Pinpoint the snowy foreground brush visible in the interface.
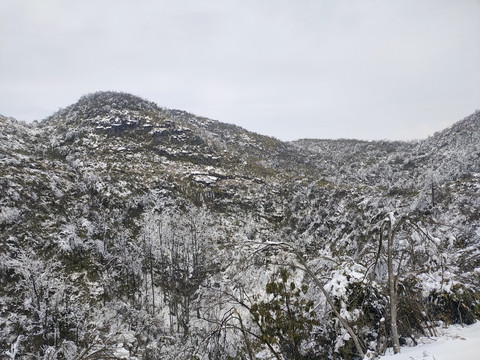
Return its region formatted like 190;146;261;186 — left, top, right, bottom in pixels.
379;322;480;360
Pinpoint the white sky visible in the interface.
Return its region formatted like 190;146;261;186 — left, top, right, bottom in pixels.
1;0;479;141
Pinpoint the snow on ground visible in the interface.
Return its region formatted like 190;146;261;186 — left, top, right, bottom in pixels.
379;322;480;360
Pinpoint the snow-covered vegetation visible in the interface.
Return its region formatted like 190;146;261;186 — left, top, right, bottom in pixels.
0;92;479;359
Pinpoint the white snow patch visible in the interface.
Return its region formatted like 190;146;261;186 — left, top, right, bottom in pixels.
0;206;21;224
379;322;480;360
113;345;131;359
193;174;218;184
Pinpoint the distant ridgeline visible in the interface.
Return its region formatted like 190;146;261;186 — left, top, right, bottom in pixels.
1;92;479;359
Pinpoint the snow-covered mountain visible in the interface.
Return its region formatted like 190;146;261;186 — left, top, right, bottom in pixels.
1;92;479;359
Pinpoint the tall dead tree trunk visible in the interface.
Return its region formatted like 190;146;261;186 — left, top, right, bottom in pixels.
386;216;401;354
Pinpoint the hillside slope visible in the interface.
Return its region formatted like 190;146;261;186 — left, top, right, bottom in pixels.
1;92;479;359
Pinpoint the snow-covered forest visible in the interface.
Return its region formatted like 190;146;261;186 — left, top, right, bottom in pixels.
1;92;479;359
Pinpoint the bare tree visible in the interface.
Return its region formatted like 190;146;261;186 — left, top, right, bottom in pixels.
374;212;448;354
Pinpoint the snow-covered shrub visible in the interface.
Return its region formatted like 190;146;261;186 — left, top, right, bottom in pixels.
323;264;387;359
0;206;21;225
249;268;322;359
426;284;480;325
395;276;434;339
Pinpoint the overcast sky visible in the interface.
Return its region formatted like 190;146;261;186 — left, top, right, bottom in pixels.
1;0;479;141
